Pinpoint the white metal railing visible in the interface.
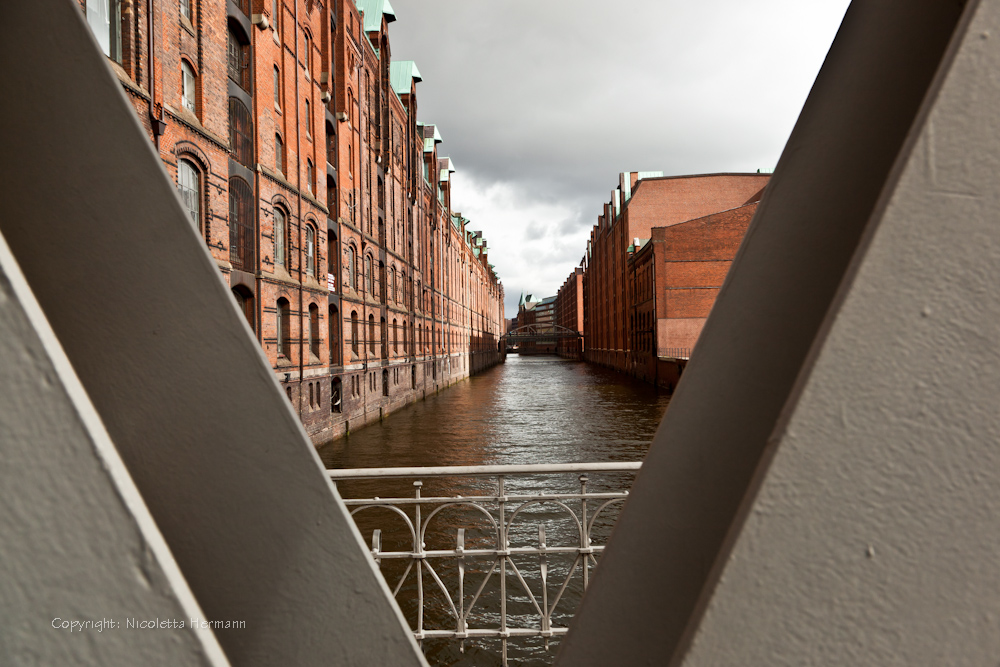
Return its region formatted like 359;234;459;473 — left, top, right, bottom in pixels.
328;463;642;666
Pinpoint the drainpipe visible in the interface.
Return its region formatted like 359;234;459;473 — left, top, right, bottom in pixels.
146;0;166;149
294;0;303;407
252;7;262;346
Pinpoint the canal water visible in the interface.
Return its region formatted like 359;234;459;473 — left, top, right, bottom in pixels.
319;355;670;666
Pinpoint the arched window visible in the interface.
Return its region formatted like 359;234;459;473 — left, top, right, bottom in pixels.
305;224;316;276
277;298;291;358
273;65;281;110
308;382;314;407
309;303;320;358
177;159;201;232
402;320;407;355
274;206;286;268
303;31;312;79
86;0;122;63
364;255;373;295
305;98;312;139
379;317;389;359
331;377;342;413
228;177;255;271
229;97;254;168
326;122;336;166
181;61;197;114
382;369;389;397
275;133;284;173
327;234;338;288
388;268;395;304
346;245;356;290
329;305;341;366
232;286;254;330
350;310;359;356
347;142;354;177
368;314;376;356
227;24;251;92
392;318;398;353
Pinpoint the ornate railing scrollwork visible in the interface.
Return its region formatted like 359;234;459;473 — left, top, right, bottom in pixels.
329;462;641;666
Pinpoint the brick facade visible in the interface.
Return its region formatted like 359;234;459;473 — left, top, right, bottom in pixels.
582;172;769;386
555;267;584;358
82;0;505;445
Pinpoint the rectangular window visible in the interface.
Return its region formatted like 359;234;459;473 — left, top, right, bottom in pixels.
180;0;191;21
86;0;121;63
305;99;311;137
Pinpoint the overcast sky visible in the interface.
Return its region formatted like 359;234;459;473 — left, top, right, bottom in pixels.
385;0;852;317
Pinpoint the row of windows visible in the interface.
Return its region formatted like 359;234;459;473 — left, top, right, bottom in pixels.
176;158;322;278
276;299;321;359
342;246;412;306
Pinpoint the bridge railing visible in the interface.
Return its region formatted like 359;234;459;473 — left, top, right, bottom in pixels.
328;462;642;666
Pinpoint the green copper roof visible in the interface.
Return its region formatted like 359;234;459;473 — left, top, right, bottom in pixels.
355;0;395;33
389;61;422;95
417;123;442;143
423;137;435;153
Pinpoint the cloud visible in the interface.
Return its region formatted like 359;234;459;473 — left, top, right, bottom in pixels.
386;0;852;317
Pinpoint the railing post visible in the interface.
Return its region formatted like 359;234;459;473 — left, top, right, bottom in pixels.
539;524;550;650
414;480;424;648
580;474;591;590
456;528;466;653
498;473;508;667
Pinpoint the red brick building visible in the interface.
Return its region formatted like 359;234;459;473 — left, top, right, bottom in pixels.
627;198;761;384
80;0;505;444
583;172;769;384
555;267;584;358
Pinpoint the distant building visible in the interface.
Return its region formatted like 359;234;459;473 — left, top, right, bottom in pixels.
627;197;761;384
555;267;584;358
512;293;558;355
582;171;770;387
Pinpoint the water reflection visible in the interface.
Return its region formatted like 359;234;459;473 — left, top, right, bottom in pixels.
319;355;670;666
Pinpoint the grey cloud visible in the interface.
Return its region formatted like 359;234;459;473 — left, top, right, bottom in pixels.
386;0;851;315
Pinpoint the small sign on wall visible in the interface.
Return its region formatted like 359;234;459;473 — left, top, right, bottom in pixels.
328;273;336;292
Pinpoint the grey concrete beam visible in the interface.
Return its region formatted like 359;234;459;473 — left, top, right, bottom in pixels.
679;0;1000;662
0;232;228;666
557;0;981;664
0;1;425;664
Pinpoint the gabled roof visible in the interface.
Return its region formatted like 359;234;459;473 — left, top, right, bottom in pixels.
355;0;395;33
389;60;421;95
